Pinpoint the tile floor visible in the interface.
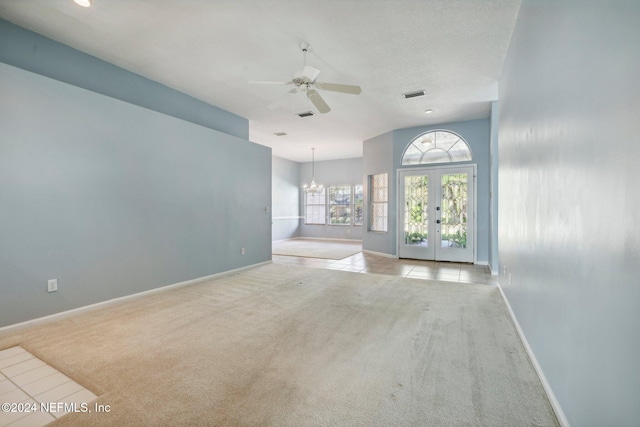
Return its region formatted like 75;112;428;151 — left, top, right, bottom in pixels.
273;251;498;286
0;347;97;427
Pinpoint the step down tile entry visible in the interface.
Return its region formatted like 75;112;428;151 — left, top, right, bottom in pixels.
0;346;97;427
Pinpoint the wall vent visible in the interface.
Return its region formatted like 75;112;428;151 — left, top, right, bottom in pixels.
274;132;287;136
297;111;314;118
402;90;426;99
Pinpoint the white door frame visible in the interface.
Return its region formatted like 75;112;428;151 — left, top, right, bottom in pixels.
396;164;477;263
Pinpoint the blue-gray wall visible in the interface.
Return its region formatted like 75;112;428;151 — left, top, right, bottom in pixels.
499;1;640;425
363;120;491;262
0;23;271;328
272;156;300;241
300;157;363;240
0;19;248;140
362;132;395;254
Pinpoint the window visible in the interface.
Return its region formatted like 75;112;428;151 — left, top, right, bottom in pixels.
329;186;352;225
354;185;363;226
401;130;472;165
304;189;326;224
304;185;363;226
369;173;388;232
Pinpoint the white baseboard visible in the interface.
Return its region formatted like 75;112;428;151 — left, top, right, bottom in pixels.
497;284;570;427
0;261;272;336
362;249;398;258
271;237;300;243
294;237;362;243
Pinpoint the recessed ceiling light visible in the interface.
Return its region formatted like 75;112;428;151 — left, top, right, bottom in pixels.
402;90;426;99
297;111;314;118
73;0;92;7
424;109;433;114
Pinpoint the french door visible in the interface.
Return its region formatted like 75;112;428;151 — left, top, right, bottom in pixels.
398;166;475;262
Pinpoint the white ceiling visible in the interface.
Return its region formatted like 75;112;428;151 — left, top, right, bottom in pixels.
0;0;521;162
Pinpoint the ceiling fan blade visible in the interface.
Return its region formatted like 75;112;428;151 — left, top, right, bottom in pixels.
248;80;290;85
307;89;331;114
302;65;321;82
315;82;361;95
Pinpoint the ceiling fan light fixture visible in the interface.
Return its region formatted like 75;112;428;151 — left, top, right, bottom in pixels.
403;90;426;99
73;0;92;7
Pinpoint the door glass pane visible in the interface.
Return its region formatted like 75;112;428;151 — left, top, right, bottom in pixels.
404;175;429;246
440;173;468;248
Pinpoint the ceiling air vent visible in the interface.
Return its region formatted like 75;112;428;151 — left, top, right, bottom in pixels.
274;132;287;136
402;90;426;99
297;111;314;118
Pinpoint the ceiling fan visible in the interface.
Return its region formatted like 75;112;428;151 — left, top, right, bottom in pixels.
249;42;361;114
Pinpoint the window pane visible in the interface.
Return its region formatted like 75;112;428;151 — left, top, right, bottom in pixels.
329;185;352;224
304;188;325;224
449;141;473;162
434;131;460;150
354;185;364;226
369;173;388;232
423;148;451;164
402;144;423;165
401;130;472;165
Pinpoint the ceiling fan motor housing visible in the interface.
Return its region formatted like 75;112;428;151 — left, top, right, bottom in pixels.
249;41;360;114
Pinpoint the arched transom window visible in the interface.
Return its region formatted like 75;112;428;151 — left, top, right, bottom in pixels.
401;130;472;165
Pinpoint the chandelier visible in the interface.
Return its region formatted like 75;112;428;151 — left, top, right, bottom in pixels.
303;148;324;194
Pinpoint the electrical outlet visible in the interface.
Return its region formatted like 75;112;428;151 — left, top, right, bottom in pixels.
241;248;245;255
47;279;58;293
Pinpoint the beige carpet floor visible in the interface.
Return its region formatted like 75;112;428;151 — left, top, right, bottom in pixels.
272;238;362;259
0;264;558;426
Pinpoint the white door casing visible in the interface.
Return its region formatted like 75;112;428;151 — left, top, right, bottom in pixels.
397;165;475;262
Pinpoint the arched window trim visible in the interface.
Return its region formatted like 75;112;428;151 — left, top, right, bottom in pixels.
401;129;473;166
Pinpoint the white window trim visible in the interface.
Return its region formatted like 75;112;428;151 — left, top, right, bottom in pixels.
303;185;364;227
303;189;326;225
369;173;389;233
328;185;353;226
